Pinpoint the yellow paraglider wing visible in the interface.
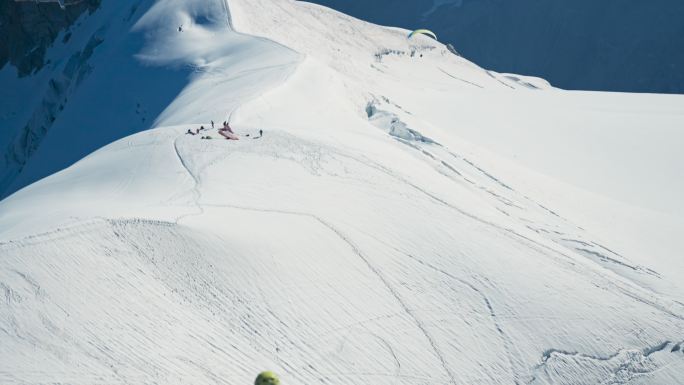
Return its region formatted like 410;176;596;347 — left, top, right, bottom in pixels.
408;29;437;40
255;371;280;385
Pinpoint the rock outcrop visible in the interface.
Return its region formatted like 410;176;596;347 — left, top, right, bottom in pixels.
0;0;101;77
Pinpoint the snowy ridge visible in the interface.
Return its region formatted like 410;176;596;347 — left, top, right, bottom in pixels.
306;0;684;93
1;0;684;384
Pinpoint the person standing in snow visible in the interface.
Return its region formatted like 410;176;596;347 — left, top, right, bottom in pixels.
211;120;215;129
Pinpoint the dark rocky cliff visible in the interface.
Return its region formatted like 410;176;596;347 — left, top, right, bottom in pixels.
0;0;101;76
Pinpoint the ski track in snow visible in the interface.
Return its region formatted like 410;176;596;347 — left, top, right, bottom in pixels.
3;82;684;385
201;202;458;384
2;156;683;384
173;136;205;223
370;109;684;324
169;122;684;384
169;126;535;384
171;132;459;383
438;67;484;88
403;253;521;384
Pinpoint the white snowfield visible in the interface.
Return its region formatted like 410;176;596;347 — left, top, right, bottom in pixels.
1;0;684;384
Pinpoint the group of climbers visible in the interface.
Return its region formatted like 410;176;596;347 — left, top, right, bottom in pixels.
185;125;206;136
184;119;263;140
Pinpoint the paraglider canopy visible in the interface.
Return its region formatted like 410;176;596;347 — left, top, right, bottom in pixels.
408;29;437;40
255;371;280;385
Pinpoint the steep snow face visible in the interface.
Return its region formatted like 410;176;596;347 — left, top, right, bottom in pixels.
0;0;299;199
307;0;684;93
1;1;684;385
0;0;101;77
0;0;163;197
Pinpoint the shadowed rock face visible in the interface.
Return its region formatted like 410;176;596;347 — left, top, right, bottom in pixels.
0;0;101;77
307;0;684;93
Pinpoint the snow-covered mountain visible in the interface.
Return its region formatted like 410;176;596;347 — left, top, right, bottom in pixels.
1;1;684;384
309;0;684;94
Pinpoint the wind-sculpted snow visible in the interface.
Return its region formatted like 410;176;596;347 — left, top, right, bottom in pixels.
531;342;684;385
1;0;684;384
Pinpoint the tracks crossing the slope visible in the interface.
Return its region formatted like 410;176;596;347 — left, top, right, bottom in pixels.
172;136;205;224
403;254;522;385
361;122;684;324
174;123;684;328
169;124;463;382
201;202;459;385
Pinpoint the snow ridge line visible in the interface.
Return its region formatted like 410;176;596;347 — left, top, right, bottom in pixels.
0;217;178;248
201;202;458;384
0;219;105;248
485;71;516;89
221;0;301;55
168;1;303;225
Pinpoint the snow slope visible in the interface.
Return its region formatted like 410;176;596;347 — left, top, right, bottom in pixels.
1;0;683;384
0;0;298;199
308;0;684;93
